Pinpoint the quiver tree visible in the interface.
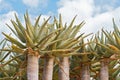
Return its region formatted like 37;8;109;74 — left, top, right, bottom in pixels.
69;38;95;80
78;39;94;80
94;28;120;80
41;22;63;80
2;12;62;80
41;14;91;80
52;15;92;80
101;19;120;80
1;12;120;80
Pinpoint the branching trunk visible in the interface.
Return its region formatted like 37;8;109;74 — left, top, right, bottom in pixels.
27;55;39;80
80;63;90;80
42;57;54;80
100;60;109;80
59;57;70;80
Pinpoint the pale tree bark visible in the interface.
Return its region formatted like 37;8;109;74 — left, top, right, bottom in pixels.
80;63;90;80
27;54;39;80
100;60;109;80
58;57;70;80
42;57;54;80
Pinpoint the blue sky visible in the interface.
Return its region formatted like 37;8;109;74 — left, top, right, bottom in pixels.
0;0;120;39
0;0;120;15
0;0;58;15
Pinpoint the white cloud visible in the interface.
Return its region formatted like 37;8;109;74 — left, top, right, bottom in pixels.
22;0;39;8
57;0;120;34
22;0;48;8
82;7;120;33
58;0;94;22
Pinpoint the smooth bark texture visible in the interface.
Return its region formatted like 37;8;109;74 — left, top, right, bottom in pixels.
42;57;54;80
100;60;109;80
59;57;70;80
27;55;39;80
80;63;90;80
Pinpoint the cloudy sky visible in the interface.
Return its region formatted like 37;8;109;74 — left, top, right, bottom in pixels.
0;0;120;39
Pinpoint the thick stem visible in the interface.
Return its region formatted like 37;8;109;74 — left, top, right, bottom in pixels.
59;57;70;80
80;63;90;80
100;60;109;80
42;57;54;80
27;55;39;80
